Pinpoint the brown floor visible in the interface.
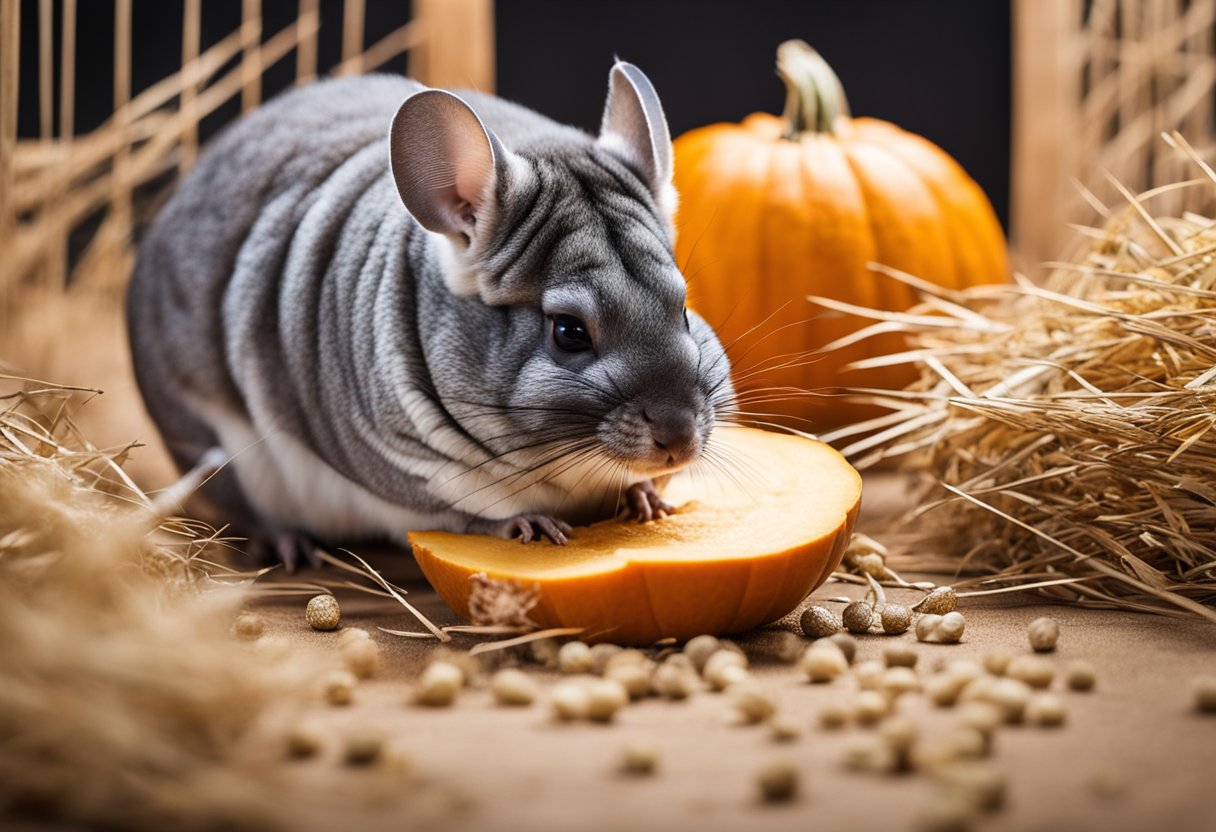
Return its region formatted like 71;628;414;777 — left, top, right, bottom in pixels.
243;473;1216;832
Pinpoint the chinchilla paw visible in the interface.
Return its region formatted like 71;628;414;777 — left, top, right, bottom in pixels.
618;480;675;523
470;514;573;545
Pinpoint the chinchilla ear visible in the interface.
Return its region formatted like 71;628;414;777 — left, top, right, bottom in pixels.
598;61;677;223
390;89;508;245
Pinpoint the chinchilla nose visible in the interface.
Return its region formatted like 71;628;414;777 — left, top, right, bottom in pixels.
644;406;698;460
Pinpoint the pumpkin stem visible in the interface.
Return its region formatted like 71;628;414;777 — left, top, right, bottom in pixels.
776;40;851;138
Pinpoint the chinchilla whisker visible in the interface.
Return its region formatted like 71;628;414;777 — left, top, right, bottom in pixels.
728;349;830;384
723;313;833;372
439;435;600;493
695;443;767;498
468;444;609;516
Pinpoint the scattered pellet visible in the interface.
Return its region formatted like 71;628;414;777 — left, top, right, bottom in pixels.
1066;660;1096;692
843;736;897;774
491;668;539;706
551;680;591;721
932;761;1007;812
913;795;976;832
884;644;918;668
338;626;370;644
915;586;958;615
652;660;697;700
730;681;777;724
285;720;325;758
529;638;560;669
917;611;966;644
982;649;1014;677
828;633;858;664
842;600;875;634
232;612;265;640
607;662;654;700
800;642;848;683
585;678;629;722
1027;617;1060;653
801;605;841;639
321;669;356;706
620;741;659;776
305;594;341;631
766;630;805;663
1025;692;1067;727
703;649;749;690
344;726;383;765
881;604;913;635
414;661;463;707
342;637;381;679
962;677;1031;724
879;715;918;756
819;703;852;730
756;759;799;802
854;690;890;726
558;641;593;674
1194;675;1216;713
769;714;802;743
589;643;623;675
880;666;921;698
1006;655;1054;689
683;634;721;672
853;660;885;691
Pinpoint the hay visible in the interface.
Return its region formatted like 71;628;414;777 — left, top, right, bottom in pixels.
820;133;1216;624
0;378;333;829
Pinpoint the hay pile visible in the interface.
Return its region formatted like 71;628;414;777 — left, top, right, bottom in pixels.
0;378;328;829
821;135;1216;623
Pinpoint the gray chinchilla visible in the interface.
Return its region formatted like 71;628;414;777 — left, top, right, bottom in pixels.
127;62;734;569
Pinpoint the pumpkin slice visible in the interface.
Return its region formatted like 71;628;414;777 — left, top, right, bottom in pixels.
409;427;862;645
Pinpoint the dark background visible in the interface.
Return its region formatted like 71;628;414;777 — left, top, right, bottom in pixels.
15;0;1011;227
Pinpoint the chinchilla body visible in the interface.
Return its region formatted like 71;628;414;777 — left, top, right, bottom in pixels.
128;70;732;548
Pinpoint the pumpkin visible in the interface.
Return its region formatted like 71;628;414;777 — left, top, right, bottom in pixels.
672;40;1008;429
410;427;861;645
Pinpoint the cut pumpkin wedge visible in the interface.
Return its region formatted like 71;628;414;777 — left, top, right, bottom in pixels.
409;427;862;645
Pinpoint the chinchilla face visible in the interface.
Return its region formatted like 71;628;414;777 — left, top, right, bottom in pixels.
390;62;733;484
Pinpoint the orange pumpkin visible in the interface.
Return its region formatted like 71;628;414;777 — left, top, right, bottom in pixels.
673;41;1008;429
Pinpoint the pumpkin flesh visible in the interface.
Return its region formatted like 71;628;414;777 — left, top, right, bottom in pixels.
410;427;861;645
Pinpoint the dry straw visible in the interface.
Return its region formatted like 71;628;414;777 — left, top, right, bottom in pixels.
820;133;1216;624
0;378;334;829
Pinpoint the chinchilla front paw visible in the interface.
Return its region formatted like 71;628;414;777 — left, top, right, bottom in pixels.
618;480;676;523
468;514;573;545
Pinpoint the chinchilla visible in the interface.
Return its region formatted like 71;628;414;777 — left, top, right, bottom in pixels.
127;62;734;569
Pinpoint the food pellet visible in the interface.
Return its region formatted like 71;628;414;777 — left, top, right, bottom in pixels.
703;649;749;690
1025;693;1067;727
916;586;958;615
491;668;539;706
1006;655;1054;689
884;644;918;668
878;715;918;755
756;759;799;802
880;666;921;698
344;727;383;765
767;630;805;664
342;637;381;679
917;612;966;644
558;641;593;674
683;634;721;672
819;703;851;730
730;681;777;724
913;796;976;832
1193;675;1216;713
982;649;1014;676
620;742;659;776
232;612;265;640
769;714;802;742
415;661;463;707
585;678;629;722
589;643;623;675
1027;617;1060;653
842;600;875;634
606;662;654;700
305;594;341;631
881;604;913;635
800;643;848;683
800;605;840;639
854;690;890;726
843;736;897;774
321;669;356;706
828;633;858;663
285;721;325;758
652;661;696;699
338;626;370;644
551;680;591;721
853;660;885;691
934;762;1007;812
1066;660;1096;692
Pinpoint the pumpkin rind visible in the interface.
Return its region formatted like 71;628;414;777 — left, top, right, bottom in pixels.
409;427;861;645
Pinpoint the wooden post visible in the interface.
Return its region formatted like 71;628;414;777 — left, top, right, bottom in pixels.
297;0;320;83
181;0;200;167
0;0;19;288
1011;0;1083;274
414;0;495;92
241;0;262;111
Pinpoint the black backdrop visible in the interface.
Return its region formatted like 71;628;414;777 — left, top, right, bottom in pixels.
15;0;1010;227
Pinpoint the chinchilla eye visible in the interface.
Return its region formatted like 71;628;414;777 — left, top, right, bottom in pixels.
551;314;593;353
